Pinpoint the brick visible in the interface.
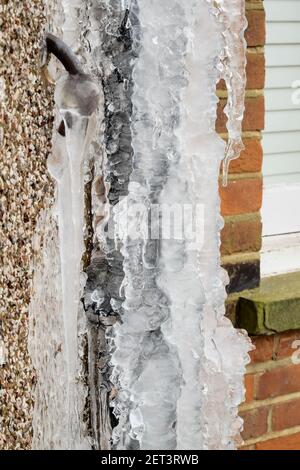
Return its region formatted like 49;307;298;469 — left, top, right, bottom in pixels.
243;96;265;131
256;432;300;450
224;258;260;294
240;406;269;440
256;364;300;400
216;96;265;133
228;139;263;174
273;398;300;432
236;273;300;335
245;10;266;47
237;297;300;336
275;330;300;361
246;52;265;90
218;53;265;91
249;335;274;364
221;213;262;256
220;177;263;216
244;374;254;404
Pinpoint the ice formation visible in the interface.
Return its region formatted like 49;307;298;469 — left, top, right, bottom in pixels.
29;0;251;450
50;72;101;443
211;0;248;186
109;0;251;450
29;0;102;449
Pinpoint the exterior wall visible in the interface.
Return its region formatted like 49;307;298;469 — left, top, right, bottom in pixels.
224;1;300;451
0;1;53;450
241;330;300;450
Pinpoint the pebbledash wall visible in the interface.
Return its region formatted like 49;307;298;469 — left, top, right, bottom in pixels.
0;1;53;450
1;0;299;451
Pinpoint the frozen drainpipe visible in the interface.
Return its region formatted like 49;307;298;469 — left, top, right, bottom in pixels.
41;33;103;449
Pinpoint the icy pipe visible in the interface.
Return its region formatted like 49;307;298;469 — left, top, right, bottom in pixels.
44;33;103;448
44;33;84;75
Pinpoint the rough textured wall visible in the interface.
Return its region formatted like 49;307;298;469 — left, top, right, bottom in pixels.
0;0;53;449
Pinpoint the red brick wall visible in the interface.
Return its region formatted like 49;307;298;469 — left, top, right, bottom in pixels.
217;1;300;451
216;0;300;450
240;331;300;450
235;2;300;450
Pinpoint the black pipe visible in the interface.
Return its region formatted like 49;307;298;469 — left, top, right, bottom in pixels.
45;33;84;75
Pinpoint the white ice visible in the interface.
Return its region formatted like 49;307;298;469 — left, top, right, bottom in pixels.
110;0;252;450
30;0;251;451
29;0;102;449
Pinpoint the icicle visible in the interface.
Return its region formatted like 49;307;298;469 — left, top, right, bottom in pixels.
29;0;103;449
209;0;248;186
49;71;101;446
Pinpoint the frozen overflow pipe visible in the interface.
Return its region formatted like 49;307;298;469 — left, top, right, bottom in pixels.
28;0;253;451
41;33;103;448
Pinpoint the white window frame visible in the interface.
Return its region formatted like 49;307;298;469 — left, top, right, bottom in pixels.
261;0;300;277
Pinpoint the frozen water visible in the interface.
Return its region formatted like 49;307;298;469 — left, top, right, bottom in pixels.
79;0;141;449
208;0;248;186
50;71;101;447
109;0;251;450
29;0;102;449
29;0;251;450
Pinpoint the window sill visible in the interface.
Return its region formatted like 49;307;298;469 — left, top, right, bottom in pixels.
261;233;300;278
236;272;300;335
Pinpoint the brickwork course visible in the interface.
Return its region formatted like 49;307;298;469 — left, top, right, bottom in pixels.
240;330;300;450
